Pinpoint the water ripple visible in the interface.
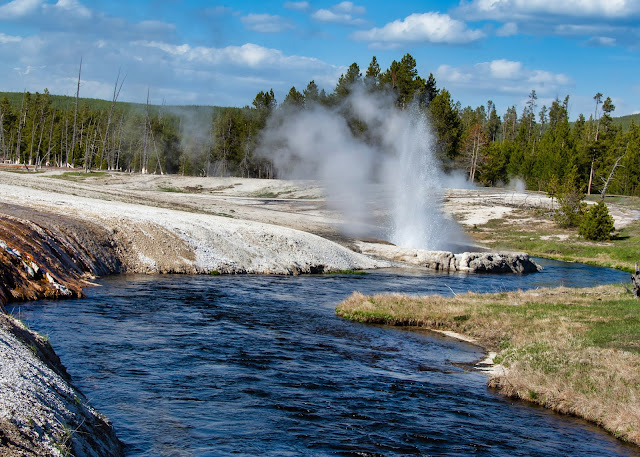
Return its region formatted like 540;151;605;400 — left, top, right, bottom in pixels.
11;261;639;456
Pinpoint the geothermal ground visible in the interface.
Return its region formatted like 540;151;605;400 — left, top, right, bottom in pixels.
1;168;639;455
2;168;638;281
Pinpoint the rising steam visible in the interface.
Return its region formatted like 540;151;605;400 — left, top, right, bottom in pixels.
258;88;469;252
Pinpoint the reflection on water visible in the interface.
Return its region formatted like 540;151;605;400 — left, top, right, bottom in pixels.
11;262;638;456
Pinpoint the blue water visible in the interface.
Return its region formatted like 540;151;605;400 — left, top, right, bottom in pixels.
11;259;639;456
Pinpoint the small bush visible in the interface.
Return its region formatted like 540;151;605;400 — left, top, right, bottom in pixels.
552;171;586;228
579;201;615;241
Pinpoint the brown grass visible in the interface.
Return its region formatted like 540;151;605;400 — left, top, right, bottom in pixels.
336;286;640;445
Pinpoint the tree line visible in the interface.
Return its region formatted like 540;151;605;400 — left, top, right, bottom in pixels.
0;54;638;197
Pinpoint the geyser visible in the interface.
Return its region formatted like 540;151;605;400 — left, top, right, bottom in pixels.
258;89;469;252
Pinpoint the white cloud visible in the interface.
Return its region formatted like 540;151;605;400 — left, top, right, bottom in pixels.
457;0;640;21
436;59;572;96
0;32;343;106
332;1;365;15
496;22;518;36
352;12;485;46
136;41;330;71
0;32;22;43
43;0;91;18
585;36;617;47
0;0;176;43
488;59;522;79
0;0;93;20
0;0;43;19
283;1;310;11
457;0;640;44
241;13;295;33
312;1;366;25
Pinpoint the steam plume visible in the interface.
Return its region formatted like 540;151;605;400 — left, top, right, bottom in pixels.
258;89;469;252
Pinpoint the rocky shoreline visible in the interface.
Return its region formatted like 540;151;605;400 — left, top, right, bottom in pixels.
0;313;124;457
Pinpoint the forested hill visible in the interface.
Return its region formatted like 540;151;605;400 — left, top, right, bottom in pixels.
613;113;640;131
1;89;637;131
0;53;639;197
0;91;218;117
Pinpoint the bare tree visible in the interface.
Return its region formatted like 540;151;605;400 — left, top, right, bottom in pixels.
600;153;625;201
15;91;26;167
463;123;487;184
99;70;125;170
141;89;151;174
0;102;5;163
68;57;82;167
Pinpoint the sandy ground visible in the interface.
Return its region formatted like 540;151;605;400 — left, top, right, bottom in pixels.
444;187;640;229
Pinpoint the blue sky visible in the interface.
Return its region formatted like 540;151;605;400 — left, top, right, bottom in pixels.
1;0;639;119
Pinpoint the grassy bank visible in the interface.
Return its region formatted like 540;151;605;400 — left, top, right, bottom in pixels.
336;285;640;445
467;201;640;272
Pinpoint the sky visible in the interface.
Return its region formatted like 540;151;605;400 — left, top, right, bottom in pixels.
1;0;639;119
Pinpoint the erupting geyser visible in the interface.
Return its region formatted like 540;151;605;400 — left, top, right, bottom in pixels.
259;89;469;252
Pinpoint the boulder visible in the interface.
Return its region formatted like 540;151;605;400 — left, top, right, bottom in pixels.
355;241;541;274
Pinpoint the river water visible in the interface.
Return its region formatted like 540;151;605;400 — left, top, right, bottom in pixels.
10;259;639;456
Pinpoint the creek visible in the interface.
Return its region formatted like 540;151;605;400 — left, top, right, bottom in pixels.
10;259;639;456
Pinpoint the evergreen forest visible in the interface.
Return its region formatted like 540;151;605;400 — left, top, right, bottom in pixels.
1;53;639;197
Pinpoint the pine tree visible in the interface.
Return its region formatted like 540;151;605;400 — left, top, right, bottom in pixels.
364;56;380;90
283;86;305;108
429;89;461;162
579;201;615;241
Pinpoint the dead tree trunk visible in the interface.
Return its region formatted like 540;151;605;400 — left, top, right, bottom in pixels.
600;154;624;201
68;57;82;167
632;263;640;298
99;70;125;170
0;106;5;163
15;91;26;165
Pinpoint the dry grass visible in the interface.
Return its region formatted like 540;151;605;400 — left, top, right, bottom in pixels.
336;285;640;445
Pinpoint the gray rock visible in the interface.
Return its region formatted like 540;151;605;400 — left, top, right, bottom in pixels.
455;252;541;274
356;241;541;274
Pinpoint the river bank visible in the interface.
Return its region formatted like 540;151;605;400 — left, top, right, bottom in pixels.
336;285;640;446
0;312;124;456
0;169;638;454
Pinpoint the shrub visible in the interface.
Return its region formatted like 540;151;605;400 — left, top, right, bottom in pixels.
579;201;615;241
553;172;587;228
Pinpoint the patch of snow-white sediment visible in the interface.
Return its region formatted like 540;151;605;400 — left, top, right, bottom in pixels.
0;183;386;274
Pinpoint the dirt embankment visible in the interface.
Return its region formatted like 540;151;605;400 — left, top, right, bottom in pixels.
0;204;121;306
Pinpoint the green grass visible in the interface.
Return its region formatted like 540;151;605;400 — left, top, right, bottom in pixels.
585;194;640;211
252;191;279;198
337;286;640;445
48;171;110;181
472;211;640;272
157;186;184;193
251;189;298;199
1;168;45;174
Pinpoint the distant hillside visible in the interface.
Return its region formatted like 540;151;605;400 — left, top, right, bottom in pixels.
0;89;636;129
0;91;222;116
613;113;640;131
